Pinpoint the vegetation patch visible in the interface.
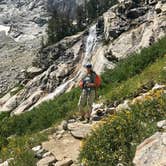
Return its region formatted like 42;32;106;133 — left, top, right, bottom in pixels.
79;92;166;166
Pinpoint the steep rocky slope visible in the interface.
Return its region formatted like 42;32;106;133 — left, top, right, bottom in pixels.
0;0;85;94
0;0;48;94
0;0;166;115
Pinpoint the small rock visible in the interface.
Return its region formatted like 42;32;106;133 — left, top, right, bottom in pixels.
56;130;65;135
0;161;8;166
91;115;102;121
0;158;14;166
105;107;116;115
37;155;57;166
157;120;166;130
32;145;42;152
26;67;43;78
35;148;45;159
54;158;73;166
96;109;105;116
68;122;92;139
116;100;130;112
61;120;68;131
35;153;43;160
149;0;157;5
155;1;162;13
152;84;165;90
56;134;63;140
42;152;52;158
68;119;76;123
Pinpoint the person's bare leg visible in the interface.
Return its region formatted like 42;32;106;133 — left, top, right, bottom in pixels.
86;90;96;122
78;91;87;121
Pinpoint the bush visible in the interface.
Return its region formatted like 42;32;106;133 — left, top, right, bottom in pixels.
79;93;166;166
0;88;80;137
9;150;37;166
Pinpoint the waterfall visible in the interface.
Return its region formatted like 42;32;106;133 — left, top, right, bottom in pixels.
83;24;97;65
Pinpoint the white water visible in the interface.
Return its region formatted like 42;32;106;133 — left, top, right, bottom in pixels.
15;25;98;112
83;24;97;65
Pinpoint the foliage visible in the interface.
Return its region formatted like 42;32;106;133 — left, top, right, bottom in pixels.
0;132;48;164
102;54;166;103
46;0;118;45
0;88;80;137
0;36;166;165
47;10;77;45
79;93;166;166
9;150;37;166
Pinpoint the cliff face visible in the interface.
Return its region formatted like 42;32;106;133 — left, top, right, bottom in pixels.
0;0;85;94
0;0;49;94
0;0;166;115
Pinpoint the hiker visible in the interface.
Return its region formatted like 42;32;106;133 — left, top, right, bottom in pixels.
78;63;101;123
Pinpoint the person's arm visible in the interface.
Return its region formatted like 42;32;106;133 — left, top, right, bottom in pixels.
87;82;96;87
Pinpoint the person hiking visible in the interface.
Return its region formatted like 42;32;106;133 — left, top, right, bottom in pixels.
78;63;100;123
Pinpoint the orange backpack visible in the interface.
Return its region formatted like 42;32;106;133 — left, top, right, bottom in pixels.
95;74;101;88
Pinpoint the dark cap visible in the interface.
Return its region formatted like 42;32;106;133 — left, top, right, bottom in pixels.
85;63;92;68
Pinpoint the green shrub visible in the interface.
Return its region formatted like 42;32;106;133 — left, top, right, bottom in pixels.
79;93;166;166
9;150;37;166
0;88;80;137
0;136;8;151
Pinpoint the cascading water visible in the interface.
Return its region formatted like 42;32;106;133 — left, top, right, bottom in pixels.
83;24;97;65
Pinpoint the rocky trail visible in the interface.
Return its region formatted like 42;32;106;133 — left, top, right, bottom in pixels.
28;83;166;166
1;0;166;115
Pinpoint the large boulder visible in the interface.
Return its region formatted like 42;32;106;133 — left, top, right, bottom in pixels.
133;131;166;166
68;122;92;139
